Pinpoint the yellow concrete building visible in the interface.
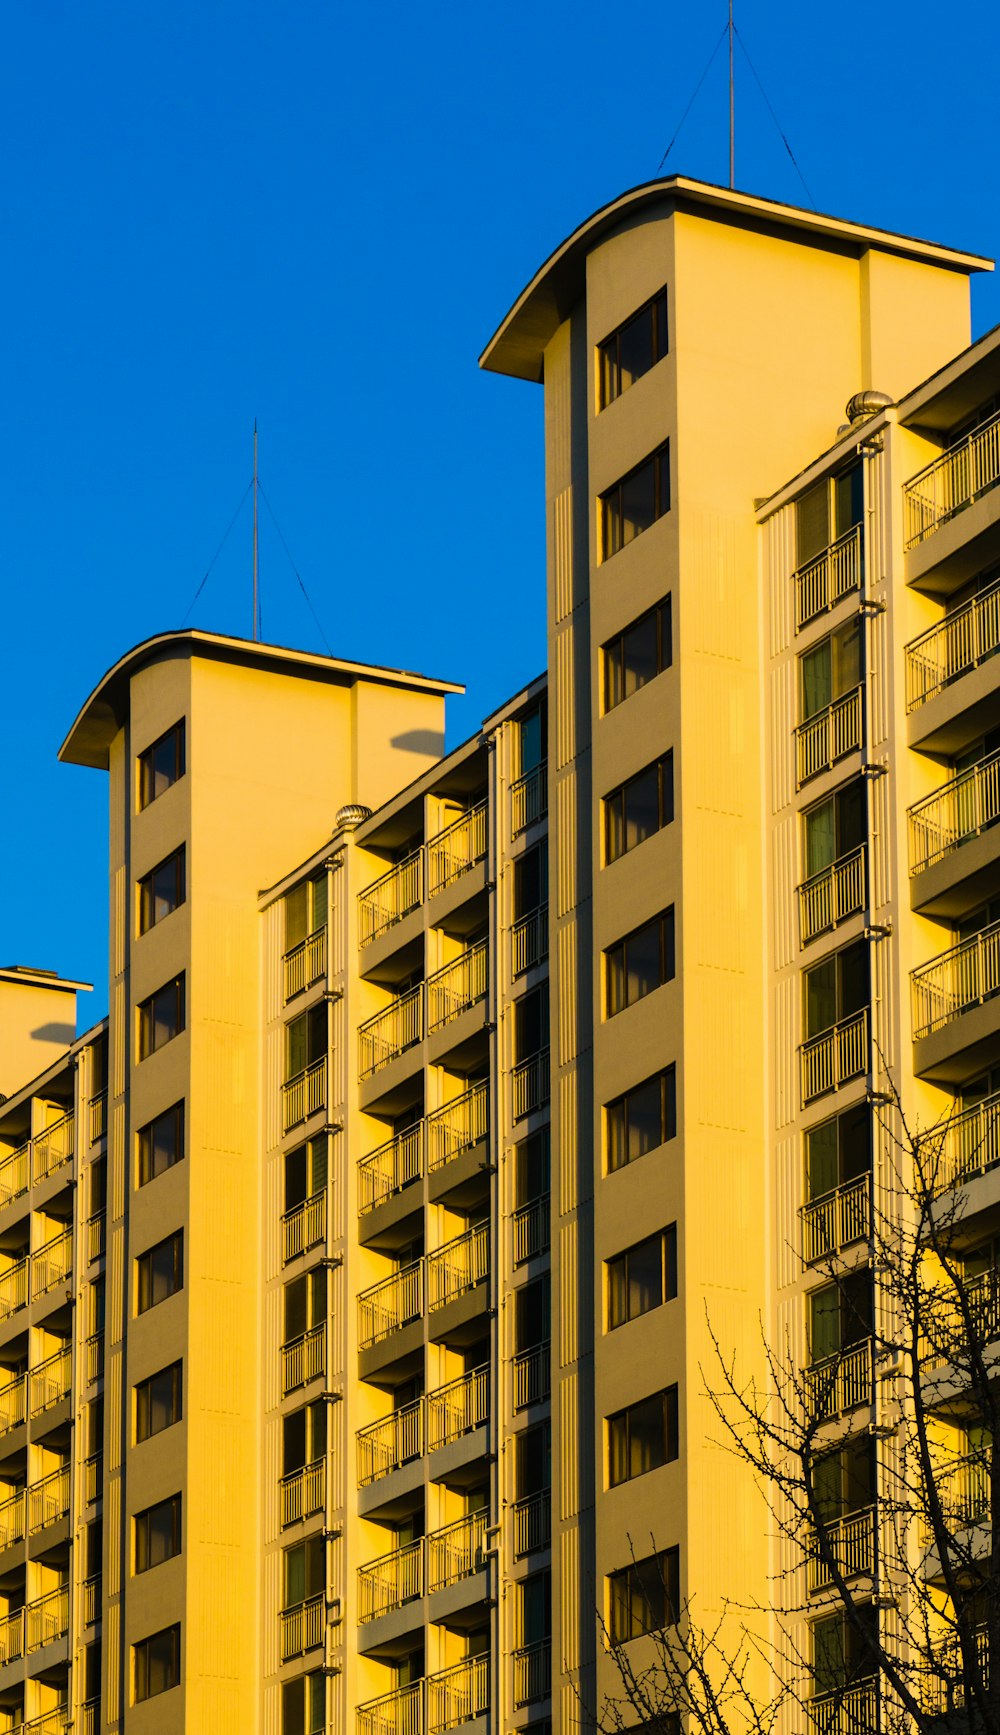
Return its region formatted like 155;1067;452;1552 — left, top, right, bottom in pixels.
1;176;999;1735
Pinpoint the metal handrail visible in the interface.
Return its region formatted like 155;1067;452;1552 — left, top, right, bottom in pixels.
357;1536;424;1622
801;1177;869;1263
804;1340;871;1422
912;918;1000;1038
904;406;1000;548
512;1638;551;1708
357;1399;424;1488
426;802;488;895
279;1591;324;1661
513;1049;550;1121
358;1260;424;1349
30;1346;71;1417
513;1489;551;1558
426;1364;489;1451
281;1322;325;1395
807;1505;874;1593
427;1081;488;1171
280;1455;326;1527
909;751;1000;874
358;851;423;946
797;846;866;946
0;1487;24;1549
513;1341;550;1411
0;1140;29;1209
511;762;548;837
32;1111;74;1184
282;1057;326;1132
795;525;863;629
906;579;1000;710
282;1188;327;1262
26;1583;69;1650
359;1125;424;1214
427;1655;489;1735
283;927;327;1002
426;941;488;1033
799;1009;869;1104
359;986;424;1081
0;1255;28;1320
796;686;863;786
512;904;549;976
0;1373;26;1436
28;1465;70;1534
426;1221;489;1310
513;1193;550;1265
31;1228;72;1300
918;1090;1000;1191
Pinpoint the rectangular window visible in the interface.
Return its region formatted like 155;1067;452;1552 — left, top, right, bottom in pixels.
283;1399;328;1476
134;1493;182;1573
603;598;672;712
806;1104;871;1203
795;462;863;567
605;909;675;1016
283;1535;325;1609
133;1623;181;1701
811;1605;876;1697
136;1231;183;1315
598;290;669;409
604;754;673;864
138;975;185;1060
515;987;548;1064
519;703;547;775
601;444;670;561
135;1362;183;1443
286;1003;327;1082
139;722;185;810
284;1136;329;1214
606;1069;676;1173
515;1129;550;1208
283;1269;327;1345
814;1437;874;1524
138;1102;184;1186
809;1272;873;1363
804;939;869;1041
608;1386;679;1486
514;844;547;919
607;1227;678;1329
608;1547;679;1642
803;779;866;878
515;1276;550;1354
285;874;329;952
138;847;186;935
800;620;862;722
516;1422;551;1498
282;1673;326;1735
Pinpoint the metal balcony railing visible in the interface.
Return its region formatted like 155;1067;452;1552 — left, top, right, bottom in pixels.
513;1342;550;1412
280;1591;325;1661
359;1125;423;1216
83;1573;101;1627
282;1188;327;1262
280;1455;326;1527
0;1488;24;1550
807;1506;874;1593
80;1701;100;1735
357;1680;423;1735
511;762;548;838
809;1680;877;1735
87;1212;106;1264
946;1452;989;1526
358;1261;423;1350
427;1221;488;1311
0;1256;28;1320
0;1374;26;1437
963;1268;1000;1345
359;987;424;1082
84;1452;103;1506
283;927;327;1003
801;1177;870;1263
512;1638;551;1707
31;1229;71;1300
281;1322;325;1395
906;580;1000;710
427;1081;488;1172
513;1490;551;1558
427;1655;489;1735
282;1058;326;1132
795;526;863;629
912;919;1000;1038
28;1465;69;1534
0;1607;24;1665
512;905;549;976
19;1705;71;1734
30;1346;71;1417
904;407;1000;549
798;846;866;946
89;1093;108;1144
426;1364;489;1451
0;1140;29;1210
32;1112;74;1185
800;1009;869;1104
427;1508;487;1592
909;753;1000;874
26;1584;69;1650
427;802;488;896
513;1049;550;1121
84;1332;104;1387
796;687;864;786
359;851;423;947
427;942;488;1034
804;1341;872;1422
357;1398;424;1488
919;1090;1000;1190
513;1194;550;1265
358;1536;423;1622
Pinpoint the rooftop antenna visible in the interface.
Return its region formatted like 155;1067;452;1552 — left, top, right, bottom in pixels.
252;420;259;641
728;0;735;188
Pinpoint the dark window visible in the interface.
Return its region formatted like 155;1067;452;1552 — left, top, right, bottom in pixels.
134;1493;182;1573
284;1137;329;1214
803;779;866;878
283;1400;327;1476
514;845;547;919
85;1637;102;1702
139;723;185;810
520;704;547;775
603;598;672;712
598;290;669;409
283;1673;326;1735
515;988;548;1064
285;874;328;952
606;909;675;1016
284;1535;325;1608
135;1362;182;1443
133;1624;180;1701
608;1387;679;1486
608;1548;679;1642
607;1227;678;1329
604;755;674;864
804;940;869;1040
515;1277;550;1354
284;1268;327;1344
138;1102;184;1186
515;1129;550;1208
809;1272;873;1363
601;444;670;561
606;1069;676;1172
811;1605;877;1697
138;847;186;935
806;1105;871;1203
136;1231;183;1315
800;621;862;722
516;1423;551;1498
519;1569;551;1644
813;1437;875;1524
286;1003;327;1081
90;1156;107;1215
138;976;185;1059
795;462;863;568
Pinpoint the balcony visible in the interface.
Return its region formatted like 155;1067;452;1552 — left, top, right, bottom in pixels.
946;1451;989;1526
511;762;547;838
426;1222;488;1312
358;1536;423;1623
0;1142;28;1211
280;1591;324;1661
801;1177;869;1263
31;1230;71;1301
355;1511;492;1622
810;1681;877;1735
796;688;863;787
512;906;548;977
80;1703;99;1735
358;1661;489;1735
0;1375;25;1439
358;1262;423;1351
798;848;866;948
807;1506;874;1594
795;526;864;630
427;1509;487;1592
804;1340;871;1422
0;1607;23;1665
512;1638;551;1708
357;1398;424;1488
910;755;1000;883
26;1584;68;1650
904;408;1000;550
84;1452;103;1506
962;1268;1000;1345
427;942;487;1035
282;1188;326;1263
0;1257;28;1321
359;987;424;1082
83;1573;101;1627
282;1058;326;1133
280;1455;325;1526
358;1681;423;1735
906;581;1000;711
30;1347;71;1417
0;1488;24;1550
919;1090;1000;1191
359;851;423;947
32;1113;74;1186
281;1322;325;1395
28;1465;69;1534
87;1212;106;1264
89;1093;107;1145
427;803;488;896
513;1050;550;1122
513;1490;551;1558
283;927;327;1003
800;1009;869;1104
426;1364;489;1451
360;1126;424;1216
912;921;1000;1039
513;1194;550;1266
513;1342;550;1412
428;1082;488;1173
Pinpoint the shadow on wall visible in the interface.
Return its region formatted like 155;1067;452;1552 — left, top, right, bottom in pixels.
391;731;445;756
31;1023;76;1045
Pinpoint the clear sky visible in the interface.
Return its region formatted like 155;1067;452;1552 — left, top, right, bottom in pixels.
3;0;998;1031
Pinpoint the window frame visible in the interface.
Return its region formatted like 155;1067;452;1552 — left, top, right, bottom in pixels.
605;1067;677;1174
136;1230;184;1315
133;1622;181;1702
603;752;674;865
137;1101;184;1187
604;908;675;1017
134;1492;182;1574
138;846;186;936
135;1361;183;1444
607;1546;680;1643
597;288;669;410
606;1226;678;1330
607;1385;679;1487
602;597;672;713
600;443;671;563
138;721;186;811
138;975;185;1060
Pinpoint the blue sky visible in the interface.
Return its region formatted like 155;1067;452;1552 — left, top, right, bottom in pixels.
3;0;998;1030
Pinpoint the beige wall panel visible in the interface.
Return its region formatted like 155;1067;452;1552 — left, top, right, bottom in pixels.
559;1220;578;1367
112;982;126;1103
556;923;578;1067
769;660;795;813
555;776;577;917
553;487;574;623
859;248;971;399
767;507;795;659
555;630;576;769
558;1368;579;1521
560;1522;580;1671
869;604;889;752
771;813;797;971
773;974;798;1131
774;1134;801;1292
558;1071;578;1216
545;321;572;487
